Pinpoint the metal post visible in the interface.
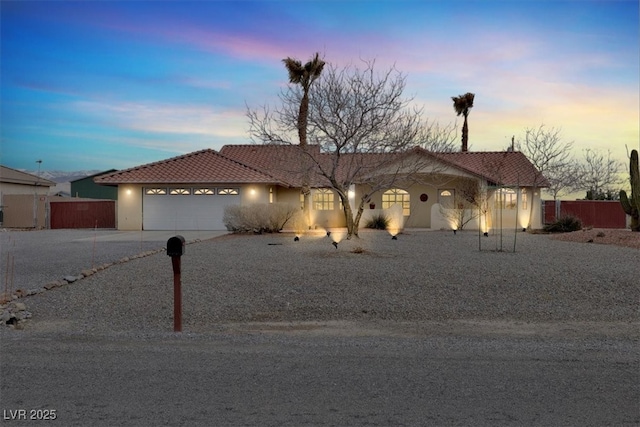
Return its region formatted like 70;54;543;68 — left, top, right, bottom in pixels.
171;256;182;332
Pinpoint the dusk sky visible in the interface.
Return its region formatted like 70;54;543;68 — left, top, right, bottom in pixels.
1;0;638;172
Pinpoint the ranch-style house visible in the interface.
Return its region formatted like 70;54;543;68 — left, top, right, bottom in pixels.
95;144;549;232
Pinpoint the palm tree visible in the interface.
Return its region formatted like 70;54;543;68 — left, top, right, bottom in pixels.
282;53;325;228
451;92;475;152
282;52;326;148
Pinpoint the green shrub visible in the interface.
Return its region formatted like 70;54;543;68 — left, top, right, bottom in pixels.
365;214;390;230
543;215;582;233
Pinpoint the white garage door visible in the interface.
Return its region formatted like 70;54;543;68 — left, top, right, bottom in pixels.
143;187;240;230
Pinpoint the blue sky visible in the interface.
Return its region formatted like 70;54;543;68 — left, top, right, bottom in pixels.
1;0;638;172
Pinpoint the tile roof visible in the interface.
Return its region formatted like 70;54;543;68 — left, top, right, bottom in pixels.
220;144;331;187
95;145;548;189
94;149;282;185
429;150;550;187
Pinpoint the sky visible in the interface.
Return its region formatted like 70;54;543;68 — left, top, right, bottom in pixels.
1;0;638;173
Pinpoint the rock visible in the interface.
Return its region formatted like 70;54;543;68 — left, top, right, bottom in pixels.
64;275;78;283
1;310;11;323
81;269;94;277
12;302;26;312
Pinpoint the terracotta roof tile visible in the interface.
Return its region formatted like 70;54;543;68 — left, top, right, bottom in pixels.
220;144;330;187
95;145;547;189
431;151;549;187
94;149;282;185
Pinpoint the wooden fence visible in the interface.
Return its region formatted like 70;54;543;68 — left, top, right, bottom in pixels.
49;198;116;229
543;200;627;229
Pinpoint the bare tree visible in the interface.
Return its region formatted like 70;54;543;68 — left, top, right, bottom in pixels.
248;59;452;239
545;162;583;200
439;179;481;230
516;125;575;227
579;149;623;200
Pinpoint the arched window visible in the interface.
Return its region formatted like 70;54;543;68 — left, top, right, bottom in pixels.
438;189;454;208
313;189;334;210
382;189;410;216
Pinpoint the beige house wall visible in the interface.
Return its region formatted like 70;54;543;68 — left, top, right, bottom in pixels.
1;194;48;228
116;185;143;230
110;180;546;232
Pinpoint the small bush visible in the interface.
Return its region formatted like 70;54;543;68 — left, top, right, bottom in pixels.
365;214;390;230
543;215;582;233
223;203;300;233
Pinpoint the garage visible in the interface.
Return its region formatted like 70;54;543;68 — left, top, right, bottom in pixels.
143;186;240;230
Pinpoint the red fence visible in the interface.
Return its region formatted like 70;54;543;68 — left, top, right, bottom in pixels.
543;200;627;229
50;200;116;229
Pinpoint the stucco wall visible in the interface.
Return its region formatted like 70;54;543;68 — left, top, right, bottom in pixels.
117;185;143;230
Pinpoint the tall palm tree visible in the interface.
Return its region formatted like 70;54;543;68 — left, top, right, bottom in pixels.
282;53;325;227
451;92;475;152
282;52;326;148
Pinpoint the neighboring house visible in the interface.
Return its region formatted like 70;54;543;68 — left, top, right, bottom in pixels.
95;145;549;232
70;170;118;200
0;165;56;228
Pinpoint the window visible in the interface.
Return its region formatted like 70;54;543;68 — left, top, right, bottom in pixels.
145;188;167;195
218;188;239;195
438;189;454;208
313;189;334;210
194;188;215;195
496;188;517;209
521;190;527;210
382;189;410;216
170;188;190;195
269;187;274;204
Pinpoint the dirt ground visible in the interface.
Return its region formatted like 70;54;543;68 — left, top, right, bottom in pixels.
549;228;640;250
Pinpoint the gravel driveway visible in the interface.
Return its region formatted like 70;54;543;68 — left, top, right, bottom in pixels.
3;228;638;336
1;229;638;426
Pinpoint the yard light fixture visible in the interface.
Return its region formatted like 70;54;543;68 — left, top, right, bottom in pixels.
326;231;331;237
483;232;489;237
332;241;338;249
391;235;397;240
453;229;457;235
294;236;300;242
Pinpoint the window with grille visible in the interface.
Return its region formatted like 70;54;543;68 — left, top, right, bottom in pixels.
218;188;239;195
313;189;334;210
145;188;167;195
382;189;410;216
170;188;190;195
194;188;215;195
496;188;517;209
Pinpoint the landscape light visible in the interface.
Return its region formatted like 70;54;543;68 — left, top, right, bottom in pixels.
294;236;299;242
391;235;397;240
453;229;457;235
332;241;338;249
326;231;331;237
483;232;489;237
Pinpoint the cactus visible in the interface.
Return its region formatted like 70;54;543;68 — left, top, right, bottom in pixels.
619;149;640;231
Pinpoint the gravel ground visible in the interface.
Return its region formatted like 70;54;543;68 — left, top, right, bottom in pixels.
6;229;638;335
549;227;640;249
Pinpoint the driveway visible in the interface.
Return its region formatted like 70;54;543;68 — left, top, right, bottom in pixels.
0;229;638;426
0;229;227;293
